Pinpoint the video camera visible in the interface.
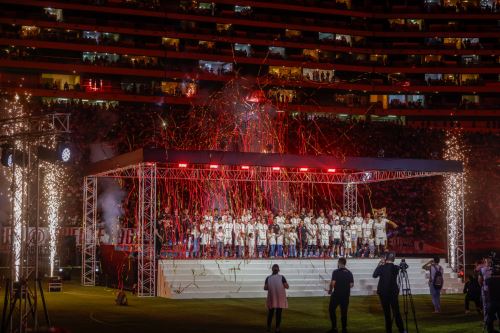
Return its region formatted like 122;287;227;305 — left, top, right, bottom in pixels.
399;258;409;271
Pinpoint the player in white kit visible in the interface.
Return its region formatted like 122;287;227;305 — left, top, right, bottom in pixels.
268;229;277;258
223;218;234;257
343;227;352;257
290;212;300;228
319;219;331;257
331;220;342;258
304;210;314;226
349;222;358;255
276;231;284;257
275;210;286;230
200;228;211;258
255;219;268;258
353;212;364;247
373;217;387;255
213;217;223;245
307;219;318;257
374;212;398;254
361;217;372;247
233;218;244;258
246;219;256;257
241;209;252;224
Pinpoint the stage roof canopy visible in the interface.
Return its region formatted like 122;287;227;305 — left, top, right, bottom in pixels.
86;148;463;176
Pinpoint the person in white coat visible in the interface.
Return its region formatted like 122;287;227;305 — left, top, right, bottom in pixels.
264;264;289;333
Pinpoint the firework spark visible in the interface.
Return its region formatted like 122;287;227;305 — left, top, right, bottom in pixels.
4;93;29;281
12;167;24;280
443;131;467;272
44;163;61;276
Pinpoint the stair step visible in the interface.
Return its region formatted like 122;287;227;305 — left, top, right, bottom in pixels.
158;258;463;299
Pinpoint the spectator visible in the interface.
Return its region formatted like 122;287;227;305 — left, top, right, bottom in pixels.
264;264;289;333
422;256;444;313
328;257;354;333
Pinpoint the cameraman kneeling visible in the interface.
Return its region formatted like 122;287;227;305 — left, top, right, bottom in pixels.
373;252;406;333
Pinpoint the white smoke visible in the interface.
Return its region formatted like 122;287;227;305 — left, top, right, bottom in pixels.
90;143;125;244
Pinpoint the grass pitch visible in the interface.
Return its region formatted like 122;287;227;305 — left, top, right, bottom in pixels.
2;281;485;333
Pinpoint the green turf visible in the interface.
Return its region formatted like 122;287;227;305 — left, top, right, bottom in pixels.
2;281;485;333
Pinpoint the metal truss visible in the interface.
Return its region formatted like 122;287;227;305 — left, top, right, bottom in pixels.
81;176;97;286
85;161;462;295
93;164;445;185
343;182;358;214
0;113;71;141
137;164;157;297
1;110;70;332
457;175;465;274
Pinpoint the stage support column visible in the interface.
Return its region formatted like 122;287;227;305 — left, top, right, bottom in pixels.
137;163;157;297
343;182;358;214
457;174;465;274
82;176;97;286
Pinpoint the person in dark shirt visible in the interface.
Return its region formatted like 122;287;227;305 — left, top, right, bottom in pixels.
372;252;406;333
328;257;354;333
486;274;500;333
463;274;482;314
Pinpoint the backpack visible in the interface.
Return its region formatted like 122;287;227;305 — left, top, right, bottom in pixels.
432;265;444;290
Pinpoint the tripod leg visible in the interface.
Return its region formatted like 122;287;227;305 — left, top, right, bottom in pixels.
26;290;36;319
3;292;19;333
1;279;11;332
37;278;51;327
407;292;420;333
401;270;420;333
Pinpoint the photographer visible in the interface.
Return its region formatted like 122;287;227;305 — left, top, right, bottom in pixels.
422;257;444;313
372;252;405;333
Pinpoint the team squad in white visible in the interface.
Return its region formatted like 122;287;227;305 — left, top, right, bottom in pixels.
157;208;398;259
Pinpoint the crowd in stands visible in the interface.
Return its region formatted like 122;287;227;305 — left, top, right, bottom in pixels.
389;99;424;109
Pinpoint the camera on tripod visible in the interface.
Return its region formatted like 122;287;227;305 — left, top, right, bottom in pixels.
399;258;409;271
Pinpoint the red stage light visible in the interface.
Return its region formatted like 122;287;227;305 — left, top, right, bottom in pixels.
209;164;219;169
299;167;308;172
327;168;336;173
272;166;280;171
178;163;187;168
241;165;250;170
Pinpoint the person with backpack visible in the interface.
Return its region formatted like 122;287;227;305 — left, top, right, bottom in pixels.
422;256;444;313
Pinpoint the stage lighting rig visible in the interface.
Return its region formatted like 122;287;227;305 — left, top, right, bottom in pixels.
37;141;73;163
1;144;28;167
1;144;13;167
57;141;72;162
0;111;71;333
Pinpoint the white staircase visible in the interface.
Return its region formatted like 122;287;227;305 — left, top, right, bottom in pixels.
158;258;463;299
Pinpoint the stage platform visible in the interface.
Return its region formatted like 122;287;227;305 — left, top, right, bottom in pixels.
158;258;463;299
